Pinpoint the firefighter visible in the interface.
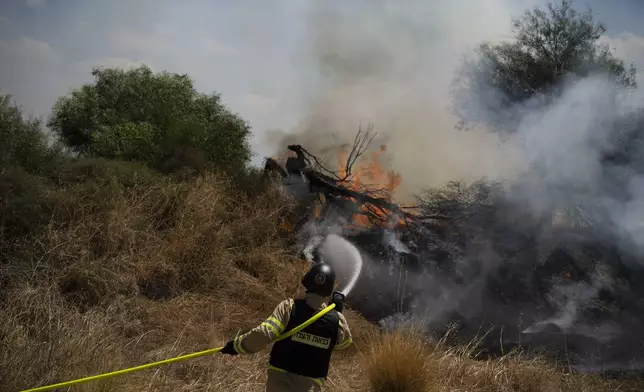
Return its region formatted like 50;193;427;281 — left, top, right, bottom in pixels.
220;262;353;392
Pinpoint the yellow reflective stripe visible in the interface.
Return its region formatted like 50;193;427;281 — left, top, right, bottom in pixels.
336;338;353;350
267;366;325;386
267;316;285;332
334;337;353;350
233;336;247;354
261;321;280;336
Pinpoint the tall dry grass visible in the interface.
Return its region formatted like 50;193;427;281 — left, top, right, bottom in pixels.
364;328;432;392
1;159;642;392
361;327;643;392
0;160;312;391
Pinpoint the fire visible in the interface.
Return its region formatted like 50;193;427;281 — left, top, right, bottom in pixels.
334;144;405;229
270;142;412;232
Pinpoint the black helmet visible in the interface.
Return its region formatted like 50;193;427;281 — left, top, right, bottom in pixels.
301;262;335;297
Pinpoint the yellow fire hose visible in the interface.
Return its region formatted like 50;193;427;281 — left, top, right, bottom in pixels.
20;303;337;392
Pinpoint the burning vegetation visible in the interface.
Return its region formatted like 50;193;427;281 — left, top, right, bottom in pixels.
263;126;418;232
5;0;644;390
262;124;644;376
254;0;644;378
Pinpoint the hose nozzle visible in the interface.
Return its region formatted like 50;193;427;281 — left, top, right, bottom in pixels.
331;291;345;313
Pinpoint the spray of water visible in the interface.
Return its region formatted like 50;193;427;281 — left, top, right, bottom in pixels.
316;234;364;296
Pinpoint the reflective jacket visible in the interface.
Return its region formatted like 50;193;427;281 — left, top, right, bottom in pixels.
232;293;353;387
268;298;339;378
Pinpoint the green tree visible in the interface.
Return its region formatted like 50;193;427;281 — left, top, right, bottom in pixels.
48;65;252;173
0;94;62;174
453;0;637;132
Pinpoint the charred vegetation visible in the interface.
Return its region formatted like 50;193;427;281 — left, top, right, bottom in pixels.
263;128;644;373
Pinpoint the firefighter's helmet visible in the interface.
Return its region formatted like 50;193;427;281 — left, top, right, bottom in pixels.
301;262;336;297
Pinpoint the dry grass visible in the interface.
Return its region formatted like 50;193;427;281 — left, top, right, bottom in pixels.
363;328;432;392
1;162;643;392
360;327;644;392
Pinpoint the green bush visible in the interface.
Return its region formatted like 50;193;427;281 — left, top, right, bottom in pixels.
0;95;63;174
48;65;252;174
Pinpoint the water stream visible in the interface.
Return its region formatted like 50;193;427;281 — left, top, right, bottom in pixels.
317;234;364;296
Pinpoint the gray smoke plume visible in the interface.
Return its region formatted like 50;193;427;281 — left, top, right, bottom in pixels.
265;0;527;201
269;0;644;372
396;72;644;368
509;74;644;256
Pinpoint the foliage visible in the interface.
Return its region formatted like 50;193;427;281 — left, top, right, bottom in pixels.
48;65;252;174
453;0;637;132
0;95;63;174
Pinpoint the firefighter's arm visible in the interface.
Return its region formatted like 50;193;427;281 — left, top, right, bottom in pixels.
333;312;353;350
232;298;293;354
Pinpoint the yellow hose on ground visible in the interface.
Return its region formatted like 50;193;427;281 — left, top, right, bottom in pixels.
20;303;337;392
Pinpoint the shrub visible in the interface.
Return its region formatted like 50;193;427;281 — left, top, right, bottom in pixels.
0;94;62;174
363;329;432;392
48;65;252;174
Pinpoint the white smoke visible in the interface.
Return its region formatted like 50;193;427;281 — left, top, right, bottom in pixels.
507;74;644;256
269;0;644;369
266;0;529;202
316;234;364;296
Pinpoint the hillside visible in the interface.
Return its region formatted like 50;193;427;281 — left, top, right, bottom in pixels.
2;160;643;392
3;2;644;389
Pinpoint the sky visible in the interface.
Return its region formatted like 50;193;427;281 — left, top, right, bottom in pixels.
1;0;644;167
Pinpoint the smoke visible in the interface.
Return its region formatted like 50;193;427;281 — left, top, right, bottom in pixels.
316;234;364;296
265;0;528;200
270;0;644;371
509;74;644;255
522;264;616;335
498;74;644;366
390;72;644;367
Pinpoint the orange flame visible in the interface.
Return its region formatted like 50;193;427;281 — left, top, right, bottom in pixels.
335;144;405;229
272;144;411;232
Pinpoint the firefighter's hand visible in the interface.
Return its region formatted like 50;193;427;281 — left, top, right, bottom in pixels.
332;291;345;313
221;340;238;355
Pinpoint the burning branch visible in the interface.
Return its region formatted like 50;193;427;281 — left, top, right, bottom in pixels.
290;125;377;182
338;124;376;181
262;126;421;230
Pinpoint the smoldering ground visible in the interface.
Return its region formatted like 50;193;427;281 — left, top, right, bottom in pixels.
338;74;644;369
269;0;644;371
